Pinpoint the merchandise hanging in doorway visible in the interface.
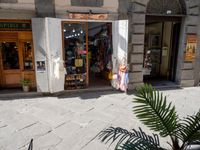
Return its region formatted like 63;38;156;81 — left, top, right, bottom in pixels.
89;23;113;85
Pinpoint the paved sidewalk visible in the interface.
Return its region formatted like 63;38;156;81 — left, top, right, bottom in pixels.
0;87;200;150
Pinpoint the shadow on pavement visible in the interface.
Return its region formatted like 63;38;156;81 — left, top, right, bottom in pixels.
0;84;185;101
56;90;123;100
0;89;125;101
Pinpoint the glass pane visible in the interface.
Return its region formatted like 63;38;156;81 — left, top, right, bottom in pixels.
1;42;19;70
23;42;33;70
63;23;87;89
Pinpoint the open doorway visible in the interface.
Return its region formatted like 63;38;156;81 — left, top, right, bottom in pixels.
88;22;112;87
62;20;129;90
143;18;181;86
63;21;113;90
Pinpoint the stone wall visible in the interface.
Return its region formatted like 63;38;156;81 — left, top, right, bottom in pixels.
35;0;56;17
0;0;17;3
118;0;200;89
127;0;148;89
71;0;103;7
55;0;118;19
178;0;200;87
0;0;35;19
193;0;200;86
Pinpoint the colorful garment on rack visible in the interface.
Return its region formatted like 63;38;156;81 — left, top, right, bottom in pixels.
118;64;129;92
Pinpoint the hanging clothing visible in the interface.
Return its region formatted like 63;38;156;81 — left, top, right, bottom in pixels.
118;64;129;92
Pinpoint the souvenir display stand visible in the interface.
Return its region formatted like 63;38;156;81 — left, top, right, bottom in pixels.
63;22;88;90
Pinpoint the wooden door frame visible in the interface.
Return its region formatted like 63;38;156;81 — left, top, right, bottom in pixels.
0;31;36;88
168;22;181;81
19;39;36;88
0;38;21;87
19;39;35;71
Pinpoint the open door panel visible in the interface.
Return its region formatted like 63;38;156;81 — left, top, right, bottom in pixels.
112;20;129;89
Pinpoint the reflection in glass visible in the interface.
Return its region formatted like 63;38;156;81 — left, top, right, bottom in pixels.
1;42;19;70
63;23;87;89
23;42;33;70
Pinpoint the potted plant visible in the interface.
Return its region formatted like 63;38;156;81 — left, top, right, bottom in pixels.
20;79;31;92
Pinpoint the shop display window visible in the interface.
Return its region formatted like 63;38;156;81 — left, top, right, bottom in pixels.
1;42;19;70
23;42;33;70
63;22;88;89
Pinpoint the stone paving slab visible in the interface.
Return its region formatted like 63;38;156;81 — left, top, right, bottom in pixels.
0;88;200;150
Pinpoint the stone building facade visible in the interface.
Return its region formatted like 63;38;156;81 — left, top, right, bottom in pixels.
119;0;200;88
0;0;200;93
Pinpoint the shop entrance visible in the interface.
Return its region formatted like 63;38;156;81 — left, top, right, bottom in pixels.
88;22;112;87
62;20;128;90
62;22;112;89
0;32;36;89
143;16;182;85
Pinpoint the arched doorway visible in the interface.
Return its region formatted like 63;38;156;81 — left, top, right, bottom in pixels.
146;0;186;15
143;0;186;86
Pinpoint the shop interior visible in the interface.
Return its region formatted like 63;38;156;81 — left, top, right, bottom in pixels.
63;22;113;90
144;21;181;85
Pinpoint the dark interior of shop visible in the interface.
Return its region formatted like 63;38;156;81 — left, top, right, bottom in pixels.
144;20;181;86
88;22;112;87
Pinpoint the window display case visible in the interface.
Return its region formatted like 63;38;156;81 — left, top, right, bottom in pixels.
63;22;88;90
23;42;33;70
1;42;19;70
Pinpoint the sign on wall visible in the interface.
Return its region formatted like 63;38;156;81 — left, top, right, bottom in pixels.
0;22;31;30
184;35;197;61
36;61;46;72
69;13;108;20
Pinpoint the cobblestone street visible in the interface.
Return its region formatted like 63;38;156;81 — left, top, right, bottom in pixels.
0;87;200;150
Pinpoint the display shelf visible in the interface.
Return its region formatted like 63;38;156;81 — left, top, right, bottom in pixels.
65;83;85;86
65;73;86;88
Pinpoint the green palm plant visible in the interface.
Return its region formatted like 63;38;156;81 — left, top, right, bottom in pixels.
98;84;200;150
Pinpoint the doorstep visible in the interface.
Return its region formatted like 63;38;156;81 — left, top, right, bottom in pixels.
53;86;115;96
152;83;181;90
144;80;181;90
0;89;43;99
0;86;115;99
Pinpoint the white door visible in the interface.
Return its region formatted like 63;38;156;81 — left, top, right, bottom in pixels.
46;18;65;93
112;20;129;89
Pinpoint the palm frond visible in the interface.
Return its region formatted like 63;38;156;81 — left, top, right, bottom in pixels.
179;111;200;149
133;84;178;138
121;140;165;150
98;126;164;150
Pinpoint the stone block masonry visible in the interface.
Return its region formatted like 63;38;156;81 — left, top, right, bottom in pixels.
118;0;200;89
127;0;148;89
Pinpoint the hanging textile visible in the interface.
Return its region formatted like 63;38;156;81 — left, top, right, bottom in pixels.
118;64;129;92
112;64;129;92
